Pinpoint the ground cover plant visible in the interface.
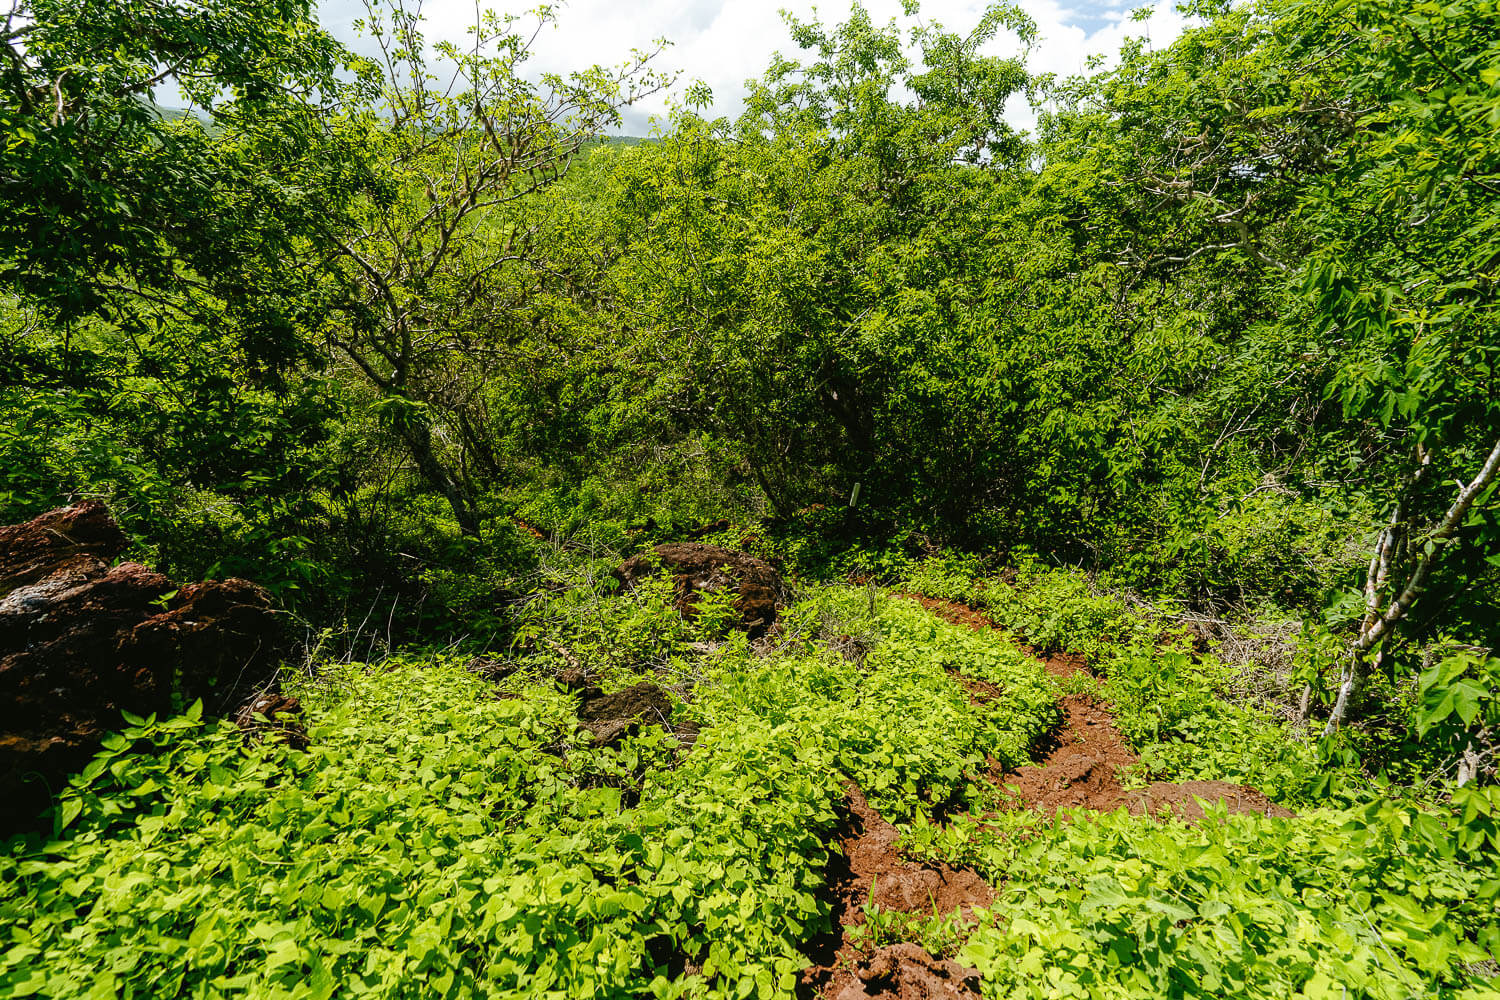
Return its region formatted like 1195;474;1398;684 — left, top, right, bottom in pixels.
890;564;1500;998
2;0;1499;996
0;586;1055;999
908;795;1500;1000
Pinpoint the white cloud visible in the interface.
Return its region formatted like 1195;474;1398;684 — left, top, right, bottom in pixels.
320;0;1193;135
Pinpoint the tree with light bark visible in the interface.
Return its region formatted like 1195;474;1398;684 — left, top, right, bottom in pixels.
324;0;669;536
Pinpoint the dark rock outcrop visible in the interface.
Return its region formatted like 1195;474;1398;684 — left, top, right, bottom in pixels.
0;502;287;830
615;542;786;638
575;681;674;746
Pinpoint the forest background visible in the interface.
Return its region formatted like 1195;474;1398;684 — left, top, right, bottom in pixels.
2;0;1498;766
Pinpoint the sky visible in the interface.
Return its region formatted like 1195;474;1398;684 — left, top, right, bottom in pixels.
314;0;1194;136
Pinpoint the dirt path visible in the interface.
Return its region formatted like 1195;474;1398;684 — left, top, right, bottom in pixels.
799;592;1290;998
799;783;993;1000
896;593;1143;813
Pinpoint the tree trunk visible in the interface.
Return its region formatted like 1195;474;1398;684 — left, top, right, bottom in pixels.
1297;683;1314;723
1456;732;1488;787
399;418;482;537
1324;434;1500;736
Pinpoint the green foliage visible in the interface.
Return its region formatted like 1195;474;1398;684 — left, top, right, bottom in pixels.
1419;651;1500;739
516;569;705;679
903;561;1333;802
900;551;992;605
0;660;814;999
4;0;1497;673
0;587;1056;998
917;799;1500;999
1413;650;1500;786
3;11;1499;999
701;590;1056;821
848;902;975;959
1102;644;1323;804
0;0;361;316
962;561;1137;661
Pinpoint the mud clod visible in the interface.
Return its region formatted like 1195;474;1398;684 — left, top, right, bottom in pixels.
466;656;516;682
234;691;308;750
616;543;787;638
576;681;674;746
801;782;993;999
835;943;981;1000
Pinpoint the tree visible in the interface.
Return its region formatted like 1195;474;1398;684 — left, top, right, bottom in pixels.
0;0;357;319
0;0;382;591
1304;0;1500;732
581;2;1040;522
1036;0;1500;731
323;0;669;536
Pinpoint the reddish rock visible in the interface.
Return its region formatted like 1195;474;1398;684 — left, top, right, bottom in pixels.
615;542;786;638
0;503;287;831
0;500;127;594
836;943;982;1000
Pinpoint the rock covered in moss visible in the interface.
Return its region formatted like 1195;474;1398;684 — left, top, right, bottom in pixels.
615;542;786;638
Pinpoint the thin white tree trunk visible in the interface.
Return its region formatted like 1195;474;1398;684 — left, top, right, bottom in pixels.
1324;435;1500;736
1456;733;1487;787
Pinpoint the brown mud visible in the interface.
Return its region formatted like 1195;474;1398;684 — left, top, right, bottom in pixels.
800;782;990;1000
800;591;1292;998
575;681;675;746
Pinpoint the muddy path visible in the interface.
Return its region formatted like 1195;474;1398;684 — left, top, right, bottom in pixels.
799;592;1288;998
799;783;992;1000
897;593;1290;821
894;592;1140;814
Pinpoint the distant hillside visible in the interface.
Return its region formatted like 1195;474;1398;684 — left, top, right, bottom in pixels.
146;104;202;123
147;108;648;150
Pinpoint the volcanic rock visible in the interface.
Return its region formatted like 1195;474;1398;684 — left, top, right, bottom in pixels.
0;502;287;830
576;681;673;746
615;542;786;638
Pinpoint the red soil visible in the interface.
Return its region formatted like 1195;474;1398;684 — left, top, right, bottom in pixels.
829;943;983;1000
801;783;990;1000
801;592;1291;998
992;691;1140;813
891;593;992;632
893;593;1291;820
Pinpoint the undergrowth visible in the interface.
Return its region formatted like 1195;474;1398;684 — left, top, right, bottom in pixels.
902;557;1337;804
903;794;1500;999
4;559;1493;999
0;586;1053;999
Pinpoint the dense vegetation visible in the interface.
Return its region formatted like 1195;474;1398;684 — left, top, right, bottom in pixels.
2;591;1057;998
2;0;1498;996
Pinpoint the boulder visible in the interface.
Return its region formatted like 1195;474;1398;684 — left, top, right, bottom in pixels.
575;681;674;746
615;542;786;638
0;502;288;830
0;500;128;594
